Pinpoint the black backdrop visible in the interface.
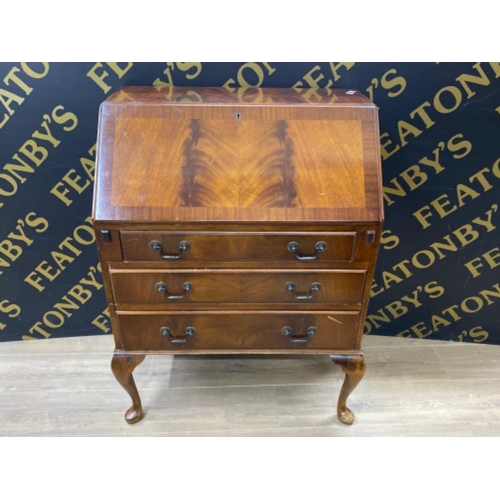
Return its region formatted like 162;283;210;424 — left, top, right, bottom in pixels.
0;62;499;344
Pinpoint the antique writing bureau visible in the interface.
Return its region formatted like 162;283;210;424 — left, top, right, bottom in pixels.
93;86;383;425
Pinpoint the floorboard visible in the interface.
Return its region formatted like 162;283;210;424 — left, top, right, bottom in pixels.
0;334;498;436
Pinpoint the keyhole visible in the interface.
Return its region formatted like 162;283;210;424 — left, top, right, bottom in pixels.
236;113;241;121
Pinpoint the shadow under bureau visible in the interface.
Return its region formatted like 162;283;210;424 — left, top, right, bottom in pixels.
93;86;383;425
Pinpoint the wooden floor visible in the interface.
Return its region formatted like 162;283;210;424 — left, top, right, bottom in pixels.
1;334;499;436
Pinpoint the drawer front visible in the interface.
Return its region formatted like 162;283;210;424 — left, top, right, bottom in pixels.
111;269;366;306
117;312;359;351
120;231;357;263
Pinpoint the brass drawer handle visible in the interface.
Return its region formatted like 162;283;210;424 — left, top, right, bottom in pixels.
160;326;196;343
284;281;321;300
155;281;193;300
150;240;190;260
281;326;317;343
287;241;327;261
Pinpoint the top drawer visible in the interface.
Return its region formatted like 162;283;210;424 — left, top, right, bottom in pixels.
120;231;357;263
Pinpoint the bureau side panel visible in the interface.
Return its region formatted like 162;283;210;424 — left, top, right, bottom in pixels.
354;224;383;349
93;226;124;349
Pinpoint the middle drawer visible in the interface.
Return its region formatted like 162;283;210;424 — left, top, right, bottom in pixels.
110;269;367;307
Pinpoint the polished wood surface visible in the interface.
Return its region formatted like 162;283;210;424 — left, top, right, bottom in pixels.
120;230;358;263
105;86;375;106
110;269;366;307
110;353;145;424
110;119;365;209
116;312;360;352
94;86;382;224
93;87;383;425
331;354;366;425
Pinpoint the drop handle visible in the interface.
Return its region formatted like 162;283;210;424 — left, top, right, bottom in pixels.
155;281;193;300
287;241;327;261
284;281;321;300
281;326;317;343
150;240;190;260
160;326;196;343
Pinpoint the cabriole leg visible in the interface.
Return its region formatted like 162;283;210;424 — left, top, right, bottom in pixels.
111;352;146;424
330;354;366;425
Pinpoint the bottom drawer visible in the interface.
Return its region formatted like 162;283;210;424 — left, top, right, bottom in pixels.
117;312;360;352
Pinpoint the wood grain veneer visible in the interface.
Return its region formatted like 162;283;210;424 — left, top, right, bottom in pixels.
93;86;383;426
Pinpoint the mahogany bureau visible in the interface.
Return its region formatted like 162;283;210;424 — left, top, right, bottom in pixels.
92;86;383;425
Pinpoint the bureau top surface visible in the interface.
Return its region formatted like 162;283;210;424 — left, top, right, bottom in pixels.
93;86;383;224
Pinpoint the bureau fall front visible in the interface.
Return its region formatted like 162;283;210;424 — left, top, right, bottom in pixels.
92;86;383;425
